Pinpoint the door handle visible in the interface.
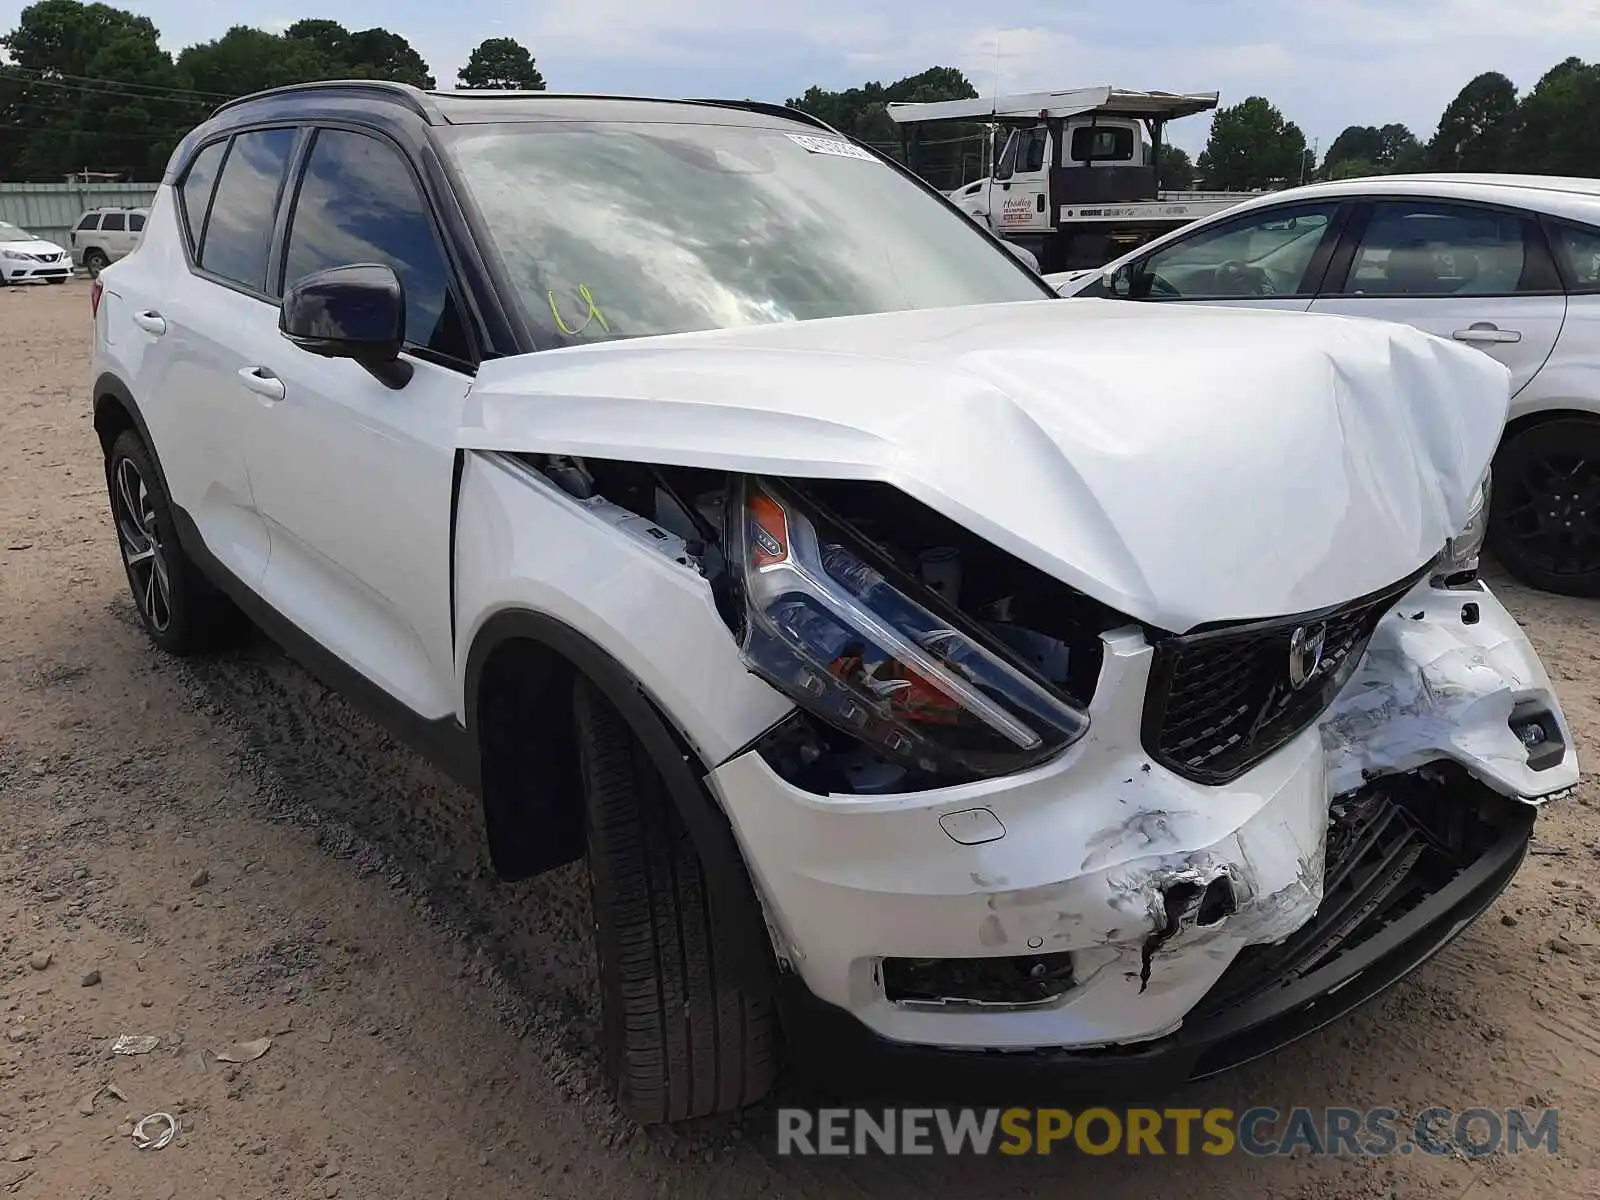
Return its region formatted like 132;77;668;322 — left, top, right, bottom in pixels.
132;310;166;336
1452;322;1521;345
237;366;286;402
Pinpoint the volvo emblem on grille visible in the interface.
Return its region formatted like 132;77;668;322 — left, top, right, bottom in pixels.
1287;622;1328;690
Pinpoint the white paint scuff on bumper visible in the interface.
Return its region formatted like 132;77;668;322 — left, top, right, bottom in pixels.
706;580;1577;1052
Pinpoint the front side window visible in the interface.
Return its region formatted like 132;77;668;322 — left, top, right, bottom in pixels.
1549;221;1600;291
1015;128;1048;174
179;140;227;252
199;127;297;291
281;128;466;359
447;120;1052;345
129;213;146;233
993;129;1021;181
101;213;125;232
1134;203;1339;299
1337;201;1531;297
75;213;101;231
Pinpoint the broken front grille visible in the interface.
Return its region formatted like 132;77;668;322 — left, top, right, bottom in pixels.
1141;568;1427;785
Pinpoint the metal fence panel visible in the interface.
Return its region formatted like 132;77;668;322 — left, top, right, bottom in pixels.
0;182;158;248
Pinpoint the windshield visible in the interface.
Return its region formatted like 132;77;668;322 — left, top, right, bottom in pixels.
0;221;33;242
447;120;1052;345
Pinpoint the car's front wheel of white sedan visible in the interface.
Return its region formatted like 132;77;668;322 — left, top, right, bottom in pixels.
574;676;779;1124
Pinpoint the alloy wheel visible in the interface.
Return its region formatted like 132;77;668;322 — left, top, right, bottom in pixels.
113;456;172;632
1497;451;1600;580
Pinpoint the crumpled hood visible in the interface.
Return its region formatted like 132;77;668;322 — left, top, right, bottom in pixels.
460;299;1510;632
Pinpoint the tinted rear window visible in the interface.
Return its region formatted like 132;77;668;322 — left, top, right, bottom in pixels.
179;140;227;253
199;128;298;291
101;213;125;231
75;213;100;231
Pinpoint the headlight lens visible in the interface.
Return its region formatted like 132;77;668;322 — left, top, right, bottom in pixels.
0;249;27;261
730;478;1089;781
1434;468;1491;583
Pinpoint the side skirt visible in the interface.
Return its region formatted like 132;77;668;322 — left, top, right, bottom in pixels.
168;503;482;794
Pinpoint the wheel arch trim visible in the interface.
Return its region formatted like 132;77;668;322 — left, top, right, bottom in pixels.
464;606;772;988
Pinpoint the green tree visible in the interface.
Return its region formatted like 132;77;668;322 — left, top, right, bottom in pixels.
342;27;433;88
456;37;544;90
1327;156;1380;180
788;66;978;187
1516;56;1600;175
1428;71;1518;170
176;25;333;98
1156;143;1194;190
1;0;197;179
1323;124;1383;174
1377;122;1424;171
1196;96;1309;190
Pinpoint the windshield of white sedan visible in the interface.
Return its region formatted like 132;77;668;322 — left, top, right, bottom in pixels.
0;221;33;242
448;122;1050;343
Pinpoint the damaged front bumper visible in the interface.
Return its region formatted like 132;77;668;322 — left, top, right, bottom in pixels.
706;578;1577;1094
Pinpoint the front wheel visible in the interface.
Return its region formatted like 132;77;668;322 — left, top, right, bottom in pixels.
575;678;779;1123
1488;417;1600;597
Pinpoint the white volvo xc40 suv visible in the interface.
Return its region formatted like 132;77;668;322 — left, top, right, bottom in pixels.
90;81;1578;1123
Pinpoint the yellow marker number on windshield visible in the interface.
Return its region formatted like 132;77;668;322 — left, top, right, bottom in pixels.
548;284;610;336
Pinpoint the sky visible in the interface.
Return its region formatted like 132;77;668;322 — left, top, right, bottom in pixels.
5;0;1600;155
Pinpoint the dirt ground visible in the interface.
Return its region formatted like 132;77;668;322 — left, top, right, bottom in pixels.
2;279;1600;1199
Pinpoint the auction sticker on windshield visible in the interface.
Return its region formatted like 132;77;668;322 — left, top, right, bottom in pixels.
785;133;879;162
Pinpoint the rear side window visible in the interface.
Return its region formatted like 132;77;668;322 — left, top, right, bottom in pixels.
129;213;146;233
179;140;227;253
75;213;100;231
1550;222;1600;291
1070;126;1134;163
199;127;297;292
101;212;125;232
1338;201;1534;297
282;128;467;360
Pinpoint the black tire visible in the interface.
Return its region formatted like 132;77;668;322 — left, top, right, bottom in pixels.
83;249;109;278
574;678;778;1123
1488;417;1600;597
106;429;247;653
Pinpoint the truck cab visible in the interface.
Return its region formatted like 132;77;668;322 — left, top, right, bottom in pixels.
891;86;1263;273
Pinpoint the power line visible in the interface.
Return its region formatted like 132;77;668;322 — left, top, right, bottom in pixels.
0;70;216;107
0;62;235;102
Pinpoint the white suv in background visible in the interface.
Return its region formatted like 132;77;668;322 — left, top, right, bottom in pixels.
89;83;1577;1123
70;206;148;276
1054;174;1600;597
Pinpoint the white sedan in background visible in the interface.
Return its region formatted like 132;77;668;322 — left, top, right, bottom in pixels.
1052;174;1600;597
0;220;73;285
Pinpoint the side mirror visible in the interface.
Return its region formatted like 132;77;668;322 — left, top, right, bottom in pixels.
280;263;412;388
1103;261;1136;298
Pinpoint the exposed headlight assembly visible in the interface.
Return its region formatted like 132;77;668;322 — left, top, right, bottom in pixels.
729;477;1089;781
1433;468;1491;585
0;249;28;261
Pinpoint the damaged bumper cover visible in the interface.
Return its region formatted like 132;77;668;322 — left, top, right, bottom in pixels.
706;578;1576;1094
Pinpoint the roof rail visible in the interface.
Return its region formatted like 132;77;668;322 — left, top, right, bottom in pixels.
209;79;443;123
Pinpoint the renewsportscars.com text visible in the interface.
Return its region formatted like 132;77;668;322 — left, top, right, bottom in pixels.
775;1106;1560;1158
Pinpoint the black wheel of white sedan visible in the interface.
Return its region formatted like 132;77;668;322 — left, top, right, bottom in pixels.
574;676;779;1124
106;429;246;653
1489;418;1600;598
